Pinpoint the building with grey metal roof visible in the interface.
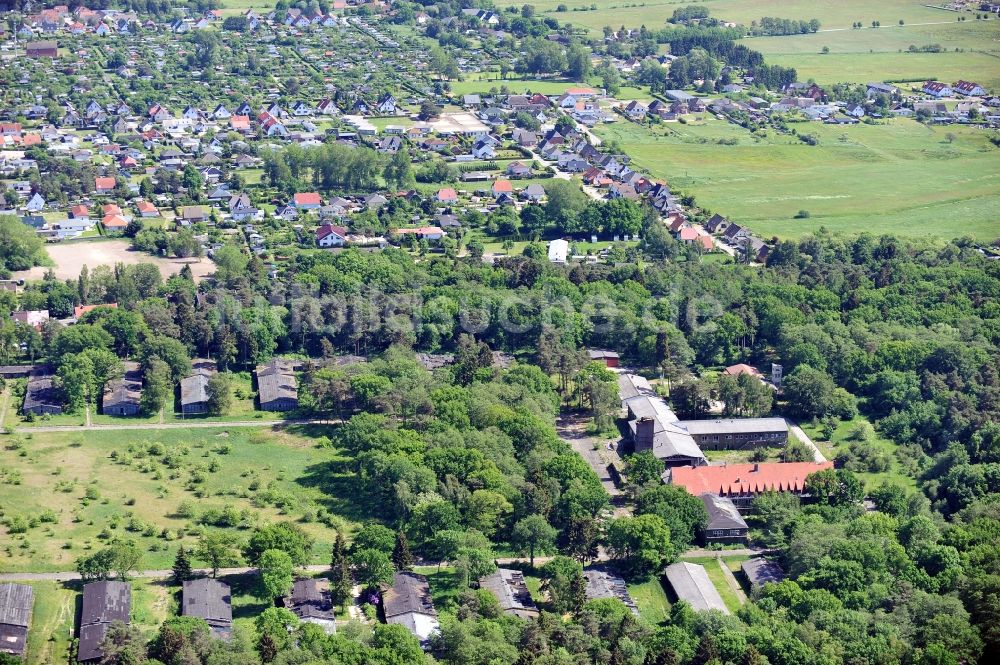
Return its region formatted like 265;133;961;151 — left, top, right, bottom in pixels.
256;358;298;411
676;418;788;449
23;372;62;416
102;361;141;416
479;568;539;619
741;558;785;592
663;562;729;614
0;583;33;657
78;581;131;662
182;578;232;640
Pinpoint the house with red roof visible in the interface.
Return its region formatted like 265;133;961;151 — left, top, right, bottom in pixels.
316;223;348;248
697;235;715;252
94;177;117;194
136;201;158;217
101;214;129;232
436;188;458;203
70;204;90;220
491;180;513;196
667;461;833;509
292;192;322;209
723;364;761;378
74;303;117;319
102;203;122;216
678;227;699;243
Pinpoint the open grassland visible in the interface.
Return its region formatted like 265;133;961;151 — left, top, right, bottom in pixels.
628;577;671;623
594;116;1000;240
497;0;968;33
0;425;366;573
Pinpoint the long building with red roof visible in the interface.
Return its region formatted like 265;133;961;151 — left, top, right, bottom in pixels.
666;461;833;509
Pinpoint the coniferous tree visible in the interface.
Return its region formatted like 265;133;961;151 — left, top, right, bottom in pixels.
392;531;413;571
172;545;192;585
330;532;352;606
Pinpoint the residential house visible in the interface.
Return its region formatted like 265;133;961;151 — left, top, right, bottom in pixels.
228;193;257;222
506;161;532;178
953;80;986;97
521;184;545;202
583;569;638;615
623;100;647;120
136;200;158;218
78;581;131;662
587;349;620;368
283;579;335;634
25;193;46;212
663;563;729;614
548;238;569;264
293;192;322;209
102;361;142;416
0;583;33;658
479;569;539;619
666;461;834;509
923;81;953;98
182;579;232;640
180;360;216;415
256;358;298;411
435;188;458;204
704;214;730;234
382;572;439;642
74;304;118;320
180;205;208;225
700;493;749;544
376;94;397;114
12;310;49;329
316;223;348;248
395;226;444;241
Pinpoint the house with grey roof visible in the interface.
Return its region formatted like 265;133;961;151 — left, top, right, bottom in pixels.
700;493;749;544
625;395;706;467
182;578;232;640
676;418;788;450
78;581;131;662
180;360;216;415
741;558;785;592
382;572;439;642
23;371;62;416
255;358;298;411
583;569;638;615
479;568;539;619
284;579;335;634
102;361;141;416
663;562;729;614
0;583;33;657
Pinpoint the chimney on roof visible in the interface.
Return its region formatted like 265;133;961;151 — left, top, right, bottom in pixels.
752;463;760;472
635;417;654;451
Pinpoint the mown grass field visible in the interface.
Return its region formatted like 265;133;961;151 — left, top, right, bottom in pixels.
594;116;1000;240
0;425;365;573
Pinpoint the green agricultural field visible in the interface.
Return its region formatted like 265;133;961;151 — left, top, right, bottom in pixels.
0;425;366;573
595;116;1000;240
497;0;963;33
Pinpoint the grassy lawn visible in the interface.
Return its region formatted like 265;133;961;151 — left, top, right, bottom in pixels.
628;577;671;624
682;557;745;614
800;415;917;490
0;425;369;573
595;116;1000;240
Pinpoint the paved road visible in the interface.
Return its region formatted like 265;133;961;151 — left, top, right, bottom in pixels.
679;547;769;559
557;414;622;497
10;418;340;434
787;421;827;463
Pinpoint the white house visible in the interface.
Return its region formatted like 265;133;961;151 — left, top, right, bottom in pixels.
315;223;348;248
548;238;569;264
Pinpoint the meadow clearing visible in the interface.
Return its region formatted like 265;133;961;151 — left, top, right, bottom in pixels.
0;424;365;573
594;116;1000;240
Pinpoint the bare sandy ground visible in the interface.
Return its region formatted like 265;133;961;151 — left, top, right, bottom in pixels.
14;239;215;282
